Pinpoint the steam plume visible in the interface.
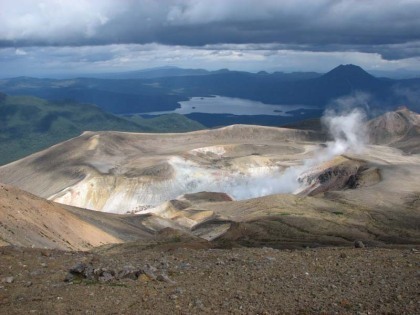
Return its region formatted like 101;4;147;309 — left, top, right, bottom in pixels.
321;107;367;159
146;93;371;210
254;93;369;196
175;96;370;200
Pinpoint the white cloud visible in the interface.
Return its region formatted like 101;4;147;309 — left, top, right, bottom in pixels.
0;0;115;43
14;48;27;56
0;0;419;60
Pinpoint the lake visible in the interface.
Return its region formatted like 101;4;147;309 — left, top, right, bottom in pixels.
146;96;316;116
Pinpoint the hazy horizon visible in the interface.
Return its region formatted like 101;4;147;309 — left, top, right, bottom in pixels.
1;1;420;78
1;63;420;80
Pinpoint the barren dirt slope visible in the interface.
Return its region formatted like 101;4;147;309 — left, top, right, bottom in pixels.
0;125;318;213
0;113;419;250
0;184;157;250
137;145;420;247
367;107;420;153
0;184;121;250
0;244;418;315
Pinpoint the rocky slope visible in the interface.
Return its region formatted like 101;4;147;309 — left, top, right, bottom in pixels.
296;155;381;196
0;116;419;248
0;244;418;314
0;125;317;213
0;184;157;250
0;109;419;314
367;107;420;153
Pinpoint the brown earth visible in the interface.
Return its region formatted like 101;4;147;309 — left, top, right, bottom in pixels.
0;243;419;315
0;184;165;250
0;116;419;250
0;184;122;250
367;107;420;154
0;125;317;207
0;110;419;314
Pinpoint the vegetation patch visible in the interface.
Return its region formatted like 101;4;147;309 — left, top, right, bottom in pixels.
0;94;204;165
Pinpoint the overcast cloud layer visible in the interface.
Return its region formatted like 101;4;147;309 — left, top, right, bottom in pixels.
1;0;420;77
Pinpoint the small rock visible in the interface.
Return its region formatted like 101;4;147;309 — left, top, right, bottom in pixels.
30;270;43;277
138;274;151;282
69;262;87;274
159;261;169;270
178;262;190;270
157;274;175;284
64;273;74;283
118;267;140;280
144;264;157;272
3;276;14;284
24;281;32;287
193;298;205;310
354;240;365;248
40;251;51;257
174;287;184;294
66;263;85;282
83;264;95;280
98;272;114;283
93;268;102;277
142;266;157;280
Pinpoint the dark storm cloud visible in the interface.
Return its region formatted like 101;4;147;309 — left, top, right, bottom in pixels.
1;0;420;60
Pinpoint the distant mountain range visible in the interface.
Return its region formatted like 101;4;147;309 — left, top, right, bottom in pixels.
87;66;322;81
1;64;419;163
1;65;419;118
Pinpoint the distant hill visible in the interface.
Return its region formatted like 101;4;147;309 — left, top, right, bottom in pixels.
92;66;212;79
0;94;204;165
0;76;189;113
84;66;322;81
367;107;420;154
1;64;419;131
1;65;418;118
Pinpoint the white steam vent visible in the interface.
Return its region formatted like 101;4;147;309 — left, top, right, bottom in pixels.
167;156;300;201
157;107;367;207
50;103;369;214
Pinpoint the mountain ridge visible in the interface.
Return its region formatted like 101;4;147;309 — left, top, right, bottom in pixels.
1;64;418;118
1;109;419;249
0;94;204;165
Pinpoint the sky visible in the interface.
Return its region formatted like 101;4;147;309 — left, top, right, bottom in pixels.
1;0;420;78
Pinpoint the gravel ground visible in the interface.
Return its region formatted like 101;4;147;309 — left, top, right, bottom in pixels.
0;245;419;314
